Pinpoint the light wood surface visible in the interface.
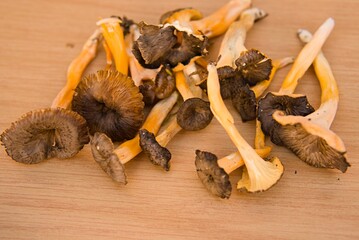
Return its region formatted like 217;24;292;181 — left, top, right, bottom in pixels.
1;0;358;239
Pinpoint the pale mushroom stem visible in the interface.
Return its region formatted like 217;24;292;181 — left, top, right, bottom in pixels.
217;7;267;68
279;18;335;95
51;29;101;109
98;18;129;76
207;64;283;192
162;8;203;27
298;29;338;128
175;71;196;100
189;0;252;38
102;41;113;70
182;61;204;98
112;91;179;164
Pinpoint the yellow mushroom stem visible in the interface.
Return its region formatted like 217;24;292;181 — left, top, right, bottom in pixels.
279;18;335;95
175;71;196;100
112;91;179;164
126;25;158;86
189;0;252;38
163;8;203;26
297;29;338;128
97;18;128;75
207;64;283;192
182;61;204;98
251;57;294;98
217;7;265;68
102;41;113;70
51;29;101;109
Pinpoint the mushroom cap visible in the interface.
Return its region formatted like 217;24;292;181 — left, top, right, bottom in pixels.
139;129;171;171
195;150;232;199
90;132;127;184
177;98;213;131
0;108;89;164
159;8;203;24
258;92;315;145
231;84;257;122
139;80;157;106
273;111;350;173
132;22;208;69
235;49;273;86
72;70;144;142
155;64;176;99
217;66;240;99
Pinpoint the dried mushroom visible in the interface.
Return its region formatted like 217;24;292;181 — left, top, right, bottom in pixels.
139;129;171;171
1;108;89;164
139;80;157;106
155;64;176;99
195;150;232;199
231;84;257;122
72;70;144;142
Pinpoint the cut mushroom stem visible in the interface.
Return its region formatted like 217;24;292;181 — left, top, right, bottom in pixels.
207;64;283;192
189;0;252;38
98;17;129;75
279;18;335;95
51;29;101;109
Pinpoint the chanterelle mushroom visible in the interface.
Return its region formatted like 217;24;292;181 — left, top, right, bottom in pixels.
1;108;89;164
72;69;144;142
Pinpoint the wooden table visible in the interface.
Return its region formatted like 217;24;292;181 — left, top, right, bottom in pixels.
1;0;358;239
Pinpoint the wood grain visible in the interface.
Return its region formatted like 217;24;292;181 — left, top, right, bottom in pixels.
0;0;358;239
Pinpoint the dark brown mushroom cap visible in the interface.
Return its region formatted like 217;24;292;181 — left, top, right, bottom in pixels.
0;108;89;164
132;22;208;69
155;64;176;99
195;150;231;199
231;84;257;122
139;129;171;171
90;132;127;184
177;98;213;131
273;113;350;173
72;70;144;142
217;66;240;99
235;49;273;86
139;80;157;106
258;92;315;145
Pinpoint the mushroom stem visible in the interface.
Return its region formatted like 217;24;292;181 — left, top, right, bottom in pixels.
102;41;113;70
51;29;101;109
251;57;294;98
98;18;129;75
156;115;183;147
161;8;203;26
113;91;179;164
217;7;267;68
189;0;252;38
297;29;338;128
279;18;335;95
207;64;283;192
182;61;203;98
175;71;196;100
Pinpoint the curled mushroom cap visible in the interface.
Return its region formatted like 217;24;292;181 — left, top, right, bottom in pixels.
231;84;257;122
258;92;315;145
195;150;232;199
139;80;157;106
155;64;176;99
177;98;213;131
72;70;144;142
0;108;89;164
139;129;171;171
273;111;350;173
90;132;127;184
132;22;208;69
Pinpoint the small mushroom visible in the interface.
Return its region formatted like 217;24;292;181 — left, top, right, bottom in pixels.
139;80;157;106
155;64;176;99
176;98;213;131
72;70;144;142
139;129;171;171
195;150;232;199
1;108;89;164
231;84;257;122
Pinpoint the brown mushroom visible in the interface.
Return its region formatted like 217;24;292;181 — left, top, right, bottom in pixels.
139;80;157;106
155;64;176;99
195;150;232;199
1;108;89;164
139;129;171;171
72;69;144;142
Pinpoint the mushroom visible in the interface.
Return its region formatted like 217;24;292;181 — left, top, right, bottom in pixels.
90;91;179;184
160;8;203;26
189;0;252;38
206;63;283;192
132;22;208;69
97;17;128;75
270;29;350;172
1;108;89;164
139;79;157;106
71;69;144;142
154;64;176;99
139;129;171;171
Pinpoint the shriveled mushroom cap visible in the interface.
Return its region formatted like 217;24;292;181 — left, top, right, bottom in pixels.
177;98;213;131
0;108;89;164
139;80;157;106
195;150;232;199
155;64;176;99
258;92;315;145
90;132;127;184
231;84;257;122
273;111;350;173
139;129;171;171
72;70;144;142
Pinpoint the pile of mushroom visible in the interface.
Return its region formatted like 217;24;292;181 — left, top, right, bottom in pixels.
0;0;350;198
